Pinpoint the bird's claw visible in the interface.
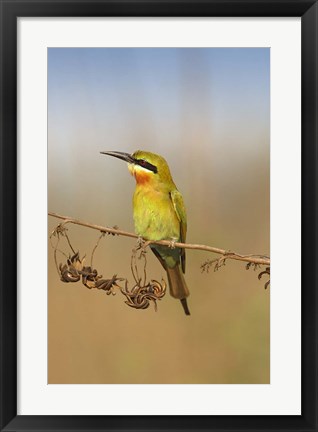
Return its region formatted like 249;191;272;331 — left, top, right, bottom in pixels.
168;238;177;249
137;236;145;248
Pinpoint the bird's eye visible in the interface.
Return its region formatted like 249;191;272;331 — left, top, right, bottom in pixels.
137;159;158;174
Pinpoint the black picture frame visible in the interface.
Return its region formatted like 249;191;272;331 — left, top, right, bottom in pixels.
0;1;317;431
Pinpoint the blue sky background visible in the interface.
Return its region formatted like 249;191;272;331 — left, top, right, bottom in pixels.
48;48;269;151
48;48;270;384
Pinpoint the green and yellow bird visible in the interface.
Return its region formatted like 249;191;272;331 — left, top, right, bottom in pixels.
101;150;190;315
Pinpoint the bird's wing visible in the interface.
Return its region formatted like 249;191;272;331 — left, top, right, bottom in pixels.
170;189;187;273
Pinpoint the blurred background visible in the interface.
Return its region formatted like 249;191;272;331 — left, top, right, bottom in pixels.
48;48;270;384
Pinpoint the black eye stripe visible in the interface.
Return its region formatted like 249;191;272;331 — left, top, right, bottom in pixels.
137;159;158;174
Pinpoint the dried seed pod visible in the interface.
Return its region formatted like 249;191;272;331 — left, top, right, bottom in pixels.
67;252;84;271
94;275;124;295
258;267;270;289
59;263;80;283
80;266;100;289
120;279;166;311
148;279;166;298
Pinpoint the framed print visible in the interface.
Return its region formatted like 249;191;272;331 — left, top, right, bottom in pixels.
0;1;317;431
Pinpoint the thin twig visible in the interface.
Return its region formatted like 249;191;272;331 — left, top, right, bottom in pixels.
90;232;105;267
48;212;270;266
63;230;76;255
49;229;69;273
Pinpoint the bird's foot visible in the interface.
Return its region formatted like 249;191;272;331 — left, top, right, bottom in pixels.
168;238;178;249
136;236;151;250
137;236;145;248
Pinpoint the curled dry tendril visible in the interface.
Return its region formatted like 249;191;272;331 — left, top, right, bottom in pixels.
50;224;167;311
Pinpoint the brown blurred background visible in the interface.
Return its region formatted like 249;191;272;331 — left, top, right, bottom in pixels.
48;48;270;384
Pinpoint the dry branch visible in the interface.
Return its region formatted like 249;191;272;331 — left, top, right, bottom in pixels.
48;212;270;267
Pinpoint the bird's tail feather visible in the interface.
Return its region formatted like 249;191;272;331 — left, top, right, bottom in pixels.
165;265;190;316
150;247;190;315
180;298;191;316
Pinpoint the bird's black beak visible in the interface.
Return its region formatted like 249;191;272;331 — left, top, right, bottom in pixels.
100;151;135;164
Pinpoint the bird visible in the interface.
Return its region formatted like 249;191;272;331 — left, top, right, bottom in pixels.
100;150;190;315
